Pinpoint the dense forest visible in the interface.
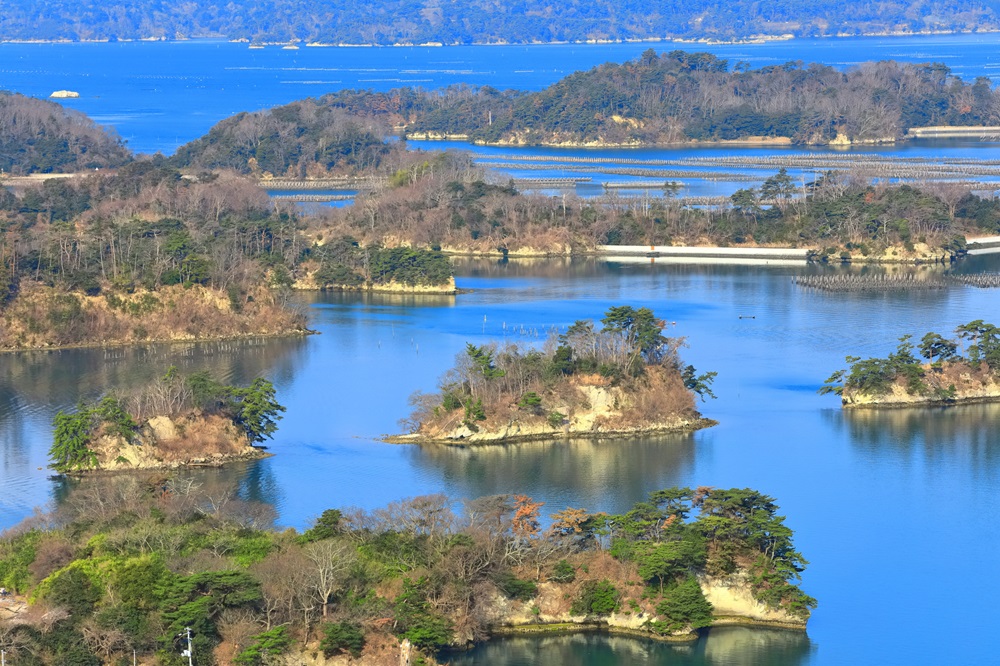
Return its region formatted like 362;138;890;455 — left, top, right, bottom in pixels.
0;93;131;175
0;154;453;349
305;52;1000;145
0;0;994;44
0;475;812;665
170;102;393;177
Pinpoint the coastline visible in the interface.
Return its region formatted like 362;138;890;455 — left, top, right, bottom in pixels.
384;417;717;446
0;329;313;354
485;613;807;643
4;29;999;47
61;448;272;476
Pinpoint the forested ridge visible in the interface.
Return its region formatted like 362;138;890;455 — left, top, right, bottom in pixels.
303;51;1000;145
0;93;131;174
0;476;812;664
0;0;994;44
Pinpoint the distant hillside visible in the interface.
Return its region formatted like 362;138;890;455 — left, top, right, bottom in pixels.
393;51;1000;145
177;52;997;150
0;0;996;44
0;92;131;174
170;99;392;176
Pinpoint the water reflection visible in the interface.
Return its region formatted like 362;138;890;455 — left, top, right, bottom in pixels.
828;402;1000;467
0;337;307;526
446;628;813;666
408;434;698;512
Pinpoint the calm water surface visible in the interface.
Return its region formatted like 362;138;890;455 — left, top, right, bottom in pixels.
3;257;1000;664
4;33;1000;665
5;33;1000;154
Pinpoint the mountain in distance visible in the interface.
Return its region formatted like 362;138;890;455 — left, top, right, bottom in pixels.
0;0;996;44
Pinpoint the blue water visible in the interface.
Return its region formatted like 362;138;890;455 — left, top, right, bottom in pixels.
3;257;1000;664
5;33;1000;154
4;35;1000;664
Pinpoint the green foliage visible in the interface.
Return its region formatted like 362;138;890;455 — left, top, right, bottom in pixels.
570;579;620;616
300;509;344;543
463;397;486;423
546;411;565;428
234;627;292;665
823;321;1000;399
635;539;706;593
93;396;138;441
441;391;463;411
110;555;171;610
682;365;717;401
465;344;506;380
0;529;41;593
230;378;286;445
49;408;98;473
369;247;452;286
393;577;454;650
320;622;366;659
821;335;926;397
43;565;102;619
492;571;538;601
550;559;576;583
517;391;543;412
650;576;714;633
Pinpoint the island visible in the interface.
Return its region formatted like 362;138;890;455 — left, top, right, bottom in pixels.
388;305;717;445
820;320;1000;407
47;368;284;473
0;0;993;46
0;479;813;665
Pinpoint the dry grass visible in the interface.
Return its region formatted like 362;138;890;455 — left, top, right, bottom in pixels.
0;282;307;351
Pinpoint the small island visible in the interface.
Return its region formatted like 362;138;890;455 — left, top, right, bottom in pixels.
0;481;813;665
48;368;285;473
390;305;717;445
820;320;1000;407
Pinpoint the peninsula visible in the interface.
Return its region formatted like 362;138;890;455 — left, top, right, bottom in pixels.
820;320;1000;407
389;305;717;445
47;368;284;473
0;480;813;665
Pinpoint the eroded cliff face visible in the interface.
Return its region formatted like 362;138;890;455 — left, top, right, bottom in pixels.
490;576;805;642
90;412;264;471
843;364;1000;407
395;368;712;445
700;574;807;625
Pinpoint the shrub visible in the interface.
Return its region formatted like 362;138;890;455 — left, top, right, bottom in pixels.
493;571;538;601
549;559;576;583
234;626;292;665
570;580;620;616
320;622;366;658
652;576;713;633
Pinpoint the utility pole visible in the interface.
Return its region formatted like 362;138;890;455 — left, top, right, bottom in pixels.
179;627;194;666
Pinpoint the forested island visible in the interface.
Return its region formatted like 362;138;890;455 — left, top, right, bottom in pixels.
820;320;1000;407
48;368;284;473
322;51;1000;146
0;0;993;45
7;53;1000;350
391;305;717;444
0;97;455;350
0;477;813;665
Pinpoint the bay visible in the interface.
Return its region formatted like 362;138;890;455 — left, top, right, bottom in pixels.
4;33;1000;155
3;33;1000;665
3;256;1000;664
